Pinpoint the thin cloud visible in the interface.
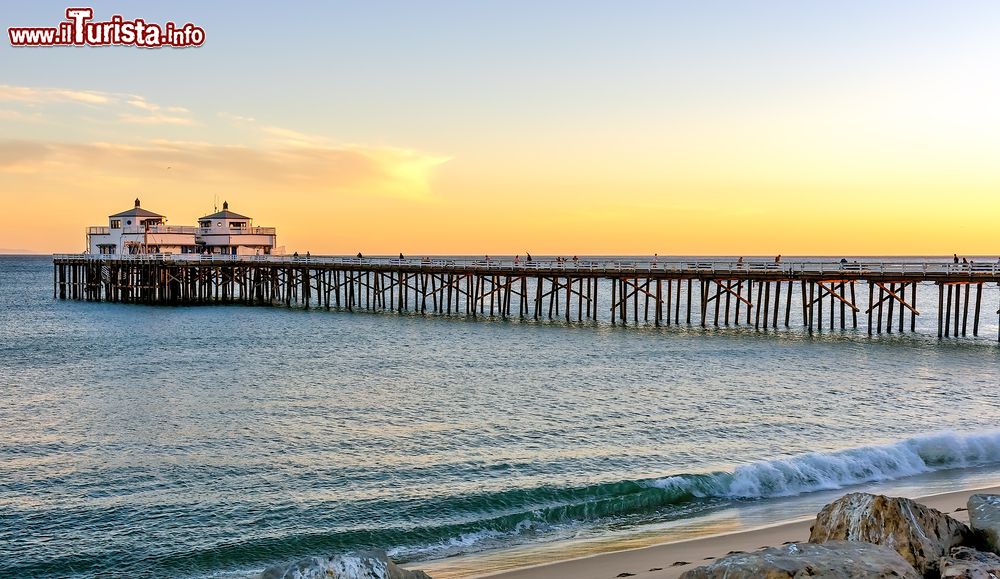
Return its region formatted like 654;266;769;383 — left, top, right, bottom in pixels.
0;140;50;169
0;85;193;125
260;126;331;147
126;99;160;112
120;96;194;124
127;99;189;115
0;109;43;122
0;85;112;105
0;86;448;200
218;112;256;123
0;138;450;200
119;113;196;126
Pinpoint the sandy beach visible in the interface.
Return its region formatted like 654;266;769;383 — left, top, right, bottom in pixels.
425;485;996;579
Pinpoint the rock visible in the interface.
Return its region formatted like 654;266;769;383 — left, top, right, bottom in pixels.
809;492;972;577
968;494;1000;555
678;540;920;578
939;546;1000;578
260;550;432;579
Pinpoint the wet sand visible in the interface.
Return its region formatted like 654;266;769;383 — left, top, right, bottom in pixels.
437;485;993;579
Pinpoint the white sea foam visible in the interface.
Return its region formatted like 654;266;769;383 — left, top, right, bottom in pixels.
650;430;1000;499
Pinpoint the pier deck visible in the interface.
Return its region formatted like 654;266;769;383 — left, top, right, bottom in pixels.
52;255;1000;341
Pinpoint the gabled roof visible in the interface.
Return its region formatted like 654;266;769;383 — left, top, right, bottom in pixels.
110;207;163;218
200;209;251;220
200;201;250;221
110;198;163;219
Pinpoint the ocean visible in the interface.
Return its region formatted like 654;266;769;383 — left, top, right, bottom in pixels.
2;254;1000;578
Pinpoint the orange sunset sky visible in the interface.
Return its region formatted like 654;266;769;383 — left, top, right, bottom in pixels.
1;1;999;255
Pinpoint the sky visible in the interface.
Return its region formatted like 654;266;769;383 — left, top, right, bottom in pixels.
1;1;999;255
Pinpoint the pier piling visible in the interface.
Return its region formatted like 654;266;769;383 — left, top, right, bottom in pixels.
51;255;1000;343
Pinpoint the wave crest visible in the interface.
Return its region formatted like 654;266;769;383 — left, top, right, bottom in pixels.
650;430;1000;500
397;431;1000;558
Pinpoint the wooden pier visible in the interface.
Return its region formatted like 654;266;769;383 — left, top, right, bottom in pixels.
52;255;1000;341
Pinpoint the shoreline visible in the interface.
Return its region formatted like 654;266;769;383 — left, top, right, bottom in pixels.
419;485;996;579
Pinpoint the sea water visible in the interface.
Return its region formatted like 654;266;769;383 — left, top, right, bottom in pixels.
2;255;1000;578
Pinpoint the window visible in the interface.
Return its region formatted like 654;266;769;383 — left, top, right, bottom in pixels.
199;221;211;228
110;219;121;229
229;221;246;229
126;220;132;226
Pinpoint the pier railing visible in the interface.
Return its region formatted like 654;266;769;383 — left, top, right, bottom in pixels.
86;226;201;235
122;225;200;235
51;253;1000;277
197;226;277;235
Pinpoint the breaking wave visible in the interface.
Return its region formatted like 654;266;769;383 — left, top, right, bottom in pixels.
653;430;1000;499
385;430;1000;559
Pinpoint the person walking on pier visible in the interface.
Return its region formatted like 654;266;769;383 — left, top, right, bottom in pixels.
775;254;781;263
954;254;959;264
399;252;405;260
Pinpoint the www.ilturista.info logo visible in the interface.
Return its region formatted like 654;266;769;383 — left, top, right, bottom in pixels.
8;8;205;48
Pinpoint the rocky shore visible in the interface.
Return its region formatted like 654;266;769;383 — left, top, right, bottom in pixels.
679;492;1000;579
260;550;432;579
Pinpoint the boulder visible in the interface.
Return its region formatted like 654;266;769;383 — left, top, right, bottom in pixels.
968;494;1000;555
939;546;1000;578
678;540;920;578
809;493;972;577
260;550;432;579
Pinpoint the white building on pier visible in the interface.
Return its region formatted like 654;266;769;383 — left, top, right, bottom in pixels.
196;202;277;256
86;199;277;256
